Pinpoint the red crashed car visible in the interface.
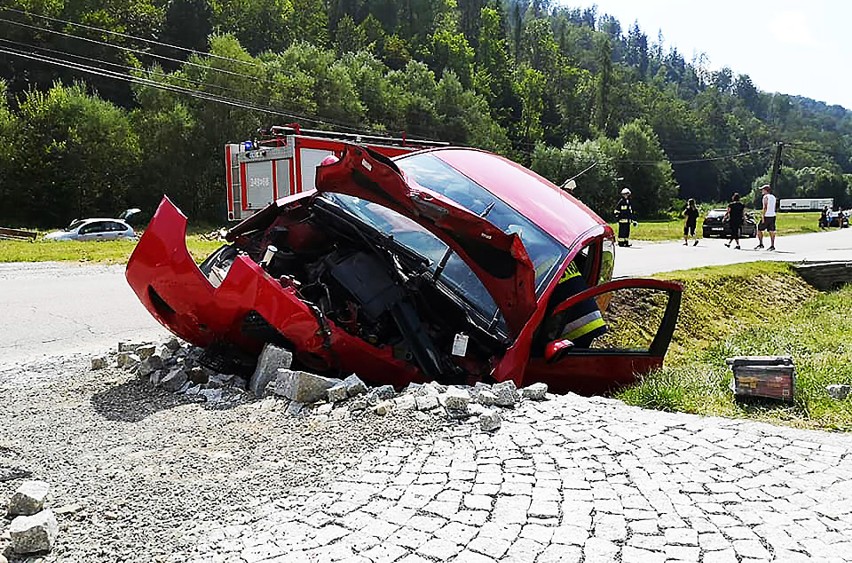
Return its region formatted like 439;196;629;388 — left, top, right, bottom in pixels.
126;145;682;394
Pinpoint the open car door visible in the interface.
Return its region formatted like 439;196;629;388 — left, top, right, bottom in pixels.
524;278;683;395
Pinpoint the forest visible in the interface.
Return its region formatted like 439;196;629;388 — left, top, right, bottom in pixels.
0;0;850;227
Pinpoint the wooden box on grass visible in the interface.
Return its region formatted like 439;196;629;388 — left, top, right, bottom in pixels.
725;356;795;402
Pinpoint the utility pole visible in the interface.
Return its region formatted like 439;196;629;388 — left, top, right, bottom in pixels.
769;141;784;190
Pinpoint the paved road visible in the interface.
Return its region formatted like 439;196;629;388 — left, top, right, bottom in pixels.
1;229;850;365
183;394;852;563
614;228;852;277
0;262;167;365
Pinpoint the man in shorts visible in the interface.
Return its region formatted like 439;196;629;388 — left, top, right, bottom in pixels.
755;184;777;250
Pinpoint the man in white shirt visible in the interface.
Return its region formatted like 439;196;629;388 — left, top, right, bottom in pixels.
755;184;777;250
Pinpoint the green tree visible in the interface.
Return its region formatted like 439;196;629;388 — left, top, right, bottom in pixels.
12;82;140;226
614;119;677;217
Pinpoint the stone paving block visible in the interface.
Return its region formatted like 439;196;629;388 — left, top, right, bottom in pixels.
9;510;59;554
388;528;429;549
664;527;698;546
702;549;739;563
7;480;50;516
621;546;662;563
435;522;479;545
453;549;499;563
468;536;511;559
663;545;700;561
583;537;619;561
732;539;771;559
417;538;462;560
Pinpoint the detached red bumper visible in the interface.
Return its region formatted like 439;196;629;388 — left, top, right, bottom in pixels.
125;197;424;384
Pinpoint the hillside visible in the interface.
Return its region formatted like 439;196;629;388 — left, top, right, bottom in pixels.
0;0;849;226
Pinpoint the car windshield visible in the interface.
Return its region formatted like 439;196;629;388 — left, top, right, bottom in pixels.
707;210;726;218
324;193;508;333
395;153;567;293
65;220;84;231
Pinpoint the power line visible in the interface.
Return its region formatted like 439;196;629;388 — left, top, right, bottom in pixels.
0;37;244;98
0;6;261;70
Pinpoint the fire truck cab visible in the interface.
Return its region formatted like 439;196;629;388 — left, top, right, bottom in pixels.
225;125;447;221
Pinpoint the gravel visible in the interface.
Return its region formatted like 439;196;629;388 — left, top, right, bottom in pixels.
0;339;549;562
0;354;440;562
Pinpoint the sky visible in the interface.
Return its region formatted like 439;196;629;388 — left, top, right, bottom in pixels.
567;0;852;110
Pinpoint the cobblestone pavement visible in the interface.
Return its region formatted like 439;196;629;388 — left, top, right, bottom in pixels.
184;394;852;563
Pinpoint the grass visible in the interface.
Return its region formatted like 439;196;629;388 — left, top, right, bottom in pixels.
616;262;852;431
0;235;223;264
618;211;824;241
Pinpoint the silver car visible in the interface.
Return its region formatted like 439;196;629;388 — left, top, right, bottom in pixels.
44;210;140;241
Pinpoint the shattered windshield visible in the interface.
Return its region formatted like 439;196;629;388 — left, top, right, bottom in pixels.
395;153;567;293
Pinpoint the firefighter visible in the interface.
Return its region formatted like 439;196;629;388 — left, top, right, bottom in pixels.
614;187;636;247
548;260;607;348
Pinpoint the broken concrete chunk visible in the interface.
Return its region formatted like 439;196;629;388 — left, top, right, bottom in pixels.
136;344;157;360
286;401;304;416
393;395;416;411
275;369;342;404
207;372;235;389
116;352;140;369
343;374;368;397
160;367;188;392
493;380;520;407
118;340;144;352
444;387;471;410
156;345;173;362
826;384;851;400
8;481;50;517
199;388;224;404
522;382;548;401
374;400;394;416
327;384;348;403
415;394;439;411
10;510;58;554
476;390;497;406
479;409;502;432
370;385;396;402
90;356;107;370
164;336;181;352
250;344;294;397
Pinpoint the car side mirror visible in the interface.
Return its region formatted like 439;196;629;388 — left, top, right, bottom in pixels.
544;338;574;364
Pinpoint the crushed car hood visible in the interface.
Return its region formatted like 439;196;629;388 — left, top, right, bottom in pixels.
315;144;537;337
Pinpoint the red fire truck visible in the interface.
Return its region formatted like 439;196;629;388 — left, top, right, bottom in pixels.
225;125;447;221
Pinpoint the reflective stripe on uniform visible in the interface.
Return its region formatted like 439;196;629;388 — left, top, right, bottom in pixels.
561;310;606;341
559;261;581;283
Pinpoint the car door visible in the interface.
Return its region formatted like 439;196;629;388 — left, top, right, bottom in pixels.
524;278;683;395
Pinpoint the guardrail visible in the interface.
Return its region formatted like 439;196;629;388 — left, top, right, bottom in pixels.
0;227;38;241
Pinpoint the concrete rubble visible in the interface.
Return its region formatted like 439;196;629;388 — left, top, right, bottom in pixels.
9;510;58;554
7;480;49;517
104;337;549;432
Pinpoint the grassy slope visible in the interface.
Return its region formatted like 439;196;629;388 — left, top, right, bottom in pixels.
618;211;824;242
618;262;852;431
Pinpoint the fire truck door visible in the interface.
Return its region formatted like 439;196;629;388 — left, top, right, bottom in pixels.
244;161;275;210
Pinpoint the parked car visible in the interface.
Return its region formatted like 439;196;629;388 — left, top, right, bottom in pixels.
701;208;757;238
126;146;682;395
827;210;849;228
44;217;138;242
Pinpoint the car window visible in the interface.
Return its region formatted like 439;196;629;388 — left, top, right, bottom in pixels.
66;220;84;231
110;222;127;232
395;154;567;294
79;222;106;235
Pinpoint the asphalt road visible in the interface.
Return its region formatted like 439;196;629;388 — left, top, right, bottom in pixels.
0;228;850;366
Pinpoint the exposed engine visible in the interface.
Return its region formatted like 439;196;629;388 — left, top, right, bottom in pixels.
199;195;507;382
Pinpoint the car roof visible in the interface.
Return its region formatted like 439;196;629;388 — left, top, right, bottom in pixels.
395;148;608;248
80;218;130;224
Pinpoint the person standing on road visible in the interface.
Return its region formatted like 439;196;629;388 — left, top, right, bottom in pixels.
724;193;745;249
755;184;777;250
614;188;636;247
683;199;700;246
820;205;830;229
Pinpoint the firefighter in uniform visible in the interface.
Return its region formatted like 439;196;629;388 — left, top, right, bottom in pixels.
614;187;636;247
547;260;607;348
